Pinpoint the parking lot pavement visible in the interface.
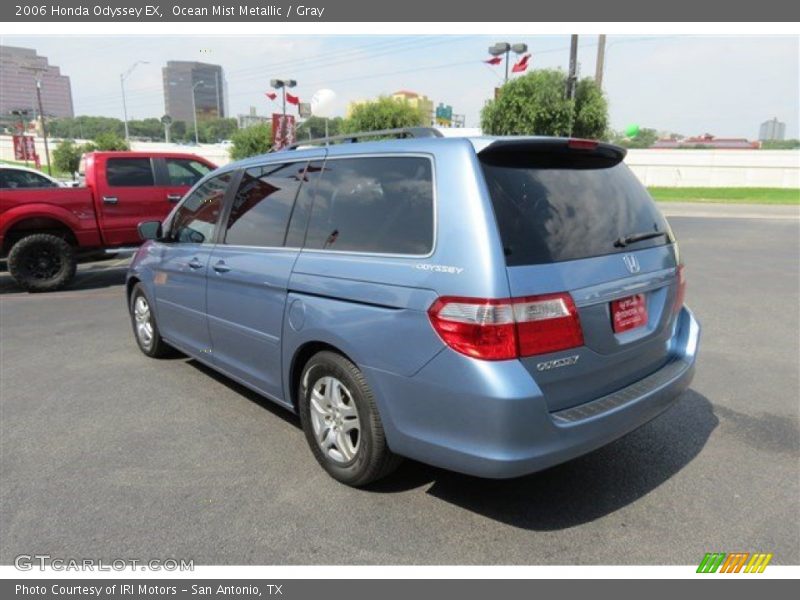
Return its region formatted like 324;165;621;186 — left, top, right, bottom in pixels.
1;215;798;566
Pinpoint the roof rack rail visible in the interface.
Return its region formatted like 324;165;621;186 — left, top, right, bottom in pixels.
274;127;443;152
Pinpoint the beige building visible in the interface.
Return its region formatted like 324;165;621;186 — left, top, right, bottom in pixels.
391;90;434;122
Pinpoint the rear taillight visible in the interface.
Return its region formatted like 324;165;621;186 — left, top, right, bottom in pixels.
567;138;599;150
428;293;584;361
673;264;687;313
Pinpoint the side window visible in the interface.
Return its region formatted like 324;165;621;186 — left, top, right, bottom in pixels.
223;162;307;247
165;158;212;187
106;158;154;187
304;157;434;255
0;170;57;189
168;173;232;244
285;160;325;248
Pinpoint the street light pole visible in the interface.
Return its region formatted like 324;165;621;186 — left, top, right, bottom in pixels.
191;80;205;145
489;42;528;84
270;78;297;147
120;61;149;144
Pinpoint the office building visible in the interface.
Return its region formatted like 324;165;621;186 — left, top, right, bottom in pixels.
162;61;226;124
0;45;74;119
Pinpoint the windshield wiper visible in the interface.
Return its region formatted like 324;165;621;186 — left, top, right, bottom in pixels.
614;230;667;248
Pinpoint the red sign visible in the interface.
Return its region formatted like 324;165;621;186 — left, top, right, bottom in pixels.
611;294;648;333
12;135;38;162
271;113;296;151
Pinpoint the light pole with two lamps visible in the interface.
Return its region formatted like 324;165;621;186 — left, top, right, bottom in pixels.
488;42;528;83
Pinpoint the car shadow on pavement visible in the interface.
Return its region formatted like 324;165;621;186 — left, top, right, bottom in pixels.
368;389;718;530
0;259;130;295
186;359;303;430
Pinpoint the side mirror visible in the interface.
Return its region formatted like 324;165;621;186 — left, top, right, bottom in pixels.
138;221;163;241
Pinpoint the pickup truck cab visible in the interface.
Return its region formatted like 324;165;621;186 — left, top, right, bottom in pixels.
1;151;216;291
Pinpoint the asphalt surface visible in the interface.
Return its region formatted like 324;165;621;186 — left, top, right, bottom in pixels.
1;211;798;565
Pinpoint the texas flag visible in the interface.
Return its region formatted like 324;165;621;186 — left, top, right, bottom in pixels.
512;53;531;73
265;92;277;101
484;56;502;66
286;92;300;106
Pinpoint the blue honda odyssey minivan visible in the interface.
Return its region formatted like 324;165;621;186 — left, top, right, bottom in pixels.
127;129;700;486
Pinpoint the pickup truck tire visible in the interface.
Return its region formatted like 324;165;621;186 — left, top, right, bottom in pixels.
129;283;173;358
7;233;77;293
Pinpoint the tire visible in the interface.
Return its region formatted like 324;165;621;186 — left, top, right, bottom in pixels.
7;233;77;292
129;283;172;358
299;351;402;487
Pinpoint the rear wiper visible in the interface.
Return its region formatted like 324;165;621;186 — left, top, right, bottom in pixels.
614;230;667;248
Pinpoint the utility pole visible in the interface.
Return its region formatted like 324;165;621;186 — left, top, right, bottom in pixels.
191;80;204;145
566;35;579;101
22;67;51;175
595;34;607;90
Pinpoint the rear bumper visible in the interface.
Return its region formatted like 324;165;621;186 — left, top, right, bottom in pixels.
365;306;700;478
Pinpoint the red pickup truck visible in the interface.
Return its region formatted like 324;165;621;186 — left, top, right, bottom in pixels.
1;151;216;291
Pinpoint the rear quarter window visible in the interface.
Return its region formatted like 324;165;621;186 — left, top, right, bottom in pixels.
304;156;434;255
480;157;672;266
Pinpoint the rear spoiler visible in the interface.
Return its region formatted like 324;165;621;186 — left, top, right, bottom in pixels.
477;138;627;169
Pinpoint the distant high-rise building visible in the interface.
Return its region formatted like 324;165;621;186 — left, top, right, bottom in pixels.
0;45;74;119
759;118;786;141
162;61;226;124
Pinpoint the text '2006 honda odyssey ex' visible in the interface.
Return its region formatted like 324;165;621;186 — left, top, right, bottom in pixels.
127;128;700;487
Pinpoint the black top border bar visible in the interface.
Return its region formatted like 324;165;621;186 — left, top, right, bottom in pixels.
2;0;799;22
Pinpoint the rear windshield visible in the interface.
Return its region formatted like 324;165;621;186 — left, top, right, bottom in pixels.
480;156;672;266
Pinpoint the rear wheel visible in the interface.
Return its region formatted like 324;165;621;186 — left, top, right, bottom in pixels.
7;233;77;292
299;351;401;486
129;284;172;358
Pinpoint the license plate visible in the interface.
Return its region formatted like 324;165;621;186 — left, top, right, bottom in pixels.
611;294;648;333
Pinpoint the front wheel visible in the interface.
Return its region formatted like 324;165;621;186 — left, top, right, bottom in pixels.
299;351;401;486
7;233;77;292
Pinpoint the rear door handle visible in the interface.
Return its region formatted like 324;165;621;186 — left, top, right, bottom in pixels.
187;257;204;270
212;260;231;273
102;196;118;205
166;194;182;202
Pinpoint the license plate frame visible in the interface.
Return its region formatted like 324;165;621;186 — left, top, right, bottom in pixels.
611;293;648;333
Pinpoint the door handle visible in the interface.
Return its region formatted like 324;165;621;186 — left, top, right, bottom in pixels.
166;194;182;202
102;196;118;205
212;260;231;273
187;257;204;270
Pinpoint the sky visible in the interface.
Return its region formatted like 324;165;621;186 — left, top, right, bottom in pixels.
3;34;799;139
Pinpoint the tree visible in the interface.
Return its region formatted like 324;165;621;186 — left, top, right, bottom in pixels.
343;97;426;134
480;69;608;140
52;140;83;176
229;123;272;160
198;118;239;143
572;78;609;140
92;132;130;151
297;116;344;140
608;127;660;149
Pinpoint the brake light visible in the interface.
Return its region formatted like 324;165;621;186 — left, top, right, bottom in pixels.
673;264;686;313
567;138;599;150
428;293;584;361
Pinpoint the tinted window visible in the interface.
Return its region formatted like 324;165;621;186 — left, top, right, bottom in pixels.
169;173;231;244
224;162;306;247
0;169;57;189
166;158;212;187
480;158;672;266
304;157;434;254
285;160;325;248
107;158;154;187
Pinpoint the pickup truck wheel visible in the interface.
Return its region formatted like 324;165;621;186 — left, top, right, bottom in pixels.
299;351;402;487
129;284;172;358
7;233;77;293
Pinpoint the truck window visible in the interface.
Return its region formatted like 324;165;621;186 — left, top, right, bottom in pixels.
223;162;307;248
168;172;232;244
0;169;58;189
107;158;154;187
304;157;434;255
165;158;212;187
